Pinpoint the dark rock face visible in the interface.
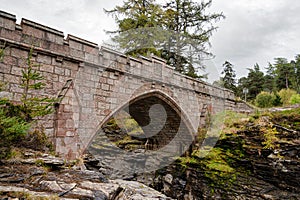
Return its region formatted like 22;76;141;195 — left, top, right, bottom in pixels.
150;115;300;200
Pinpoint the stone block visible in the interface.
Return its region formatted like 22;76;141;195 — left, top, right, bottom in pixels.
22;25;44;39
57;112;73;120
43;72;59;82
83;45;99;55
0;28;22;41
9;83;23;93
45;32;58;43
68;40;83;51
40;64;54;73
0;14;16;30
62;61;79;71
63;104;73;113
98;77;107;84
42;120;54;129
13;93;22;101
0;63;11;73
57;127;66;137
66;119;75;129
10;48;28;58
37;54;52;65
54;66;64;75
59;75;70;84
70;49;84;58
66;131;75;137
107;78;114;85
101;83;110;91
85;53;97;63
65;68;71;76
57;119;66;127
4;74;20;84
3;55;17;66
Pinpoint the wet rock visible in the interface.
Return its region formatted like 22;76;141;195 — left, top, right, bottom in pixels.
29;167;46;176
77;170;108;183
40;180;62;192
95;190;108;200
79;181;121;198
68;187;94;198
18;156;65;168
0;185;60;199
0;158;171;200
112;179;174;200
164;174;173;185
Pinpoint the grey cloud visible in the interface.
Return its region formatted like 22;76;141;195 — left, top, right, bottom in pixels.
209;0;300;80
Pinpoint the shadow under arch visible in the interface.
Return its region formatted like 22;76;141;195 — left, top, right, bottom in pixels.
88;89;196;152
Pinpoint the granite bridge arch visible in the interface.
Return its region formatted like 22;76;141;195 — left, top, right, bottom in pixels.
91;90;195;154
0;10;251;159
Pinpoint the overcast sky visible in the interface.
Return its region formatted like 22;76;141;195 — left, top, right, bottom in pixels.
1;0;300;82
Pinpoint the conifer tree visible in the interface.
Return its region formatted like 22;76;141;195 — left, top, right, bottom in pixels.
105;0;164;56
221;61;236;93
105;0;224;79
20;48;55;122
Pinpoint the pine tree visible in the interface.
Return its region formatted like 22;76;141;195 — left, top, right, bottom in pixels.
246;64;264;100
105;0;224;78
221;61;236;93
161;0;224;75
272;58;293;90
105;0;164;57
290;55;300;93
236;77;248;98
263;63;276;92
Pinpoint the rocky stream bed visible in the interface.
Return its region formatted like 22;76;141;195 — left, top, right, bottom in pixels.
0;109;300;199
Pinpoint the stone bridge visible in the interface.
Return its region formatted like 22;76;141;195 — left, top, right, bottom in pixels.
0;10;239;159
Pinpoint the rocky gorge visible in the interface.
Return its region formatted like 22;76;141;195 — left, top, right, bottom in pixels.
0;108;299;199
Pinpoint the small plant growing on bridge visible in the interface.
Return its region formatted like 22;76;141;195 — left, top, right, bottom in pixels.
20;48;56;122
0;48;56;158
0;42;6;61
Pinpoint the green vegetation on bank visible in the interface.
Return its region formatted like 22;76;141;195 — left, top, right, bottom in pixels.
177;111;248;190
254;88;300;108
177;108;299;192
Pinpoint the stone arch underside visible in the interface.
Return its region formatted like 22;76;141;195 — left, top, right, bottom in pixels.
88;91;195;155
